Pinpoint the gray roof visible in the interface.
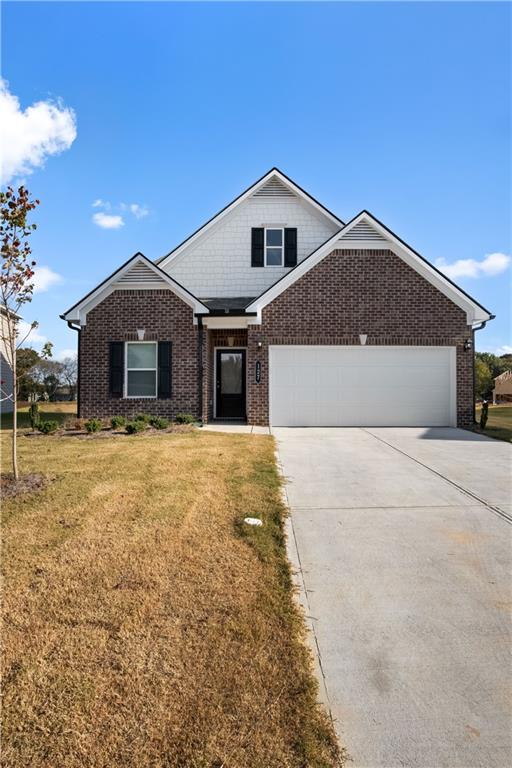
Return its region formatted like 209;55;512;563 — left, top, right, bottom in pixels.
200;297;256;313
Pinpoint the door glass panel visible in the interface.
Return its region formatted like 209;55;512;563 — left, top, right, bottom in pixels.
220;353;242;394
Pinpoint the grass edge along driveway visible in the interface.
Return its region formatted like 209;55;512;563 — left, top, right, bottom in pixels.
1;429;342;768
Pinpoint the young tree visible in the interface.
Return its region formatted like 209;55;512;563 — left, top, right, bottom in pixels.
0;186;40;480
60;355;78;400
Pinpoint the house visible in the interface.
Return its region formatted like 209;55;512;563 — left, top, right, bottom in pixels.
62;169;493;428
493;370;512;404
0;307;15;414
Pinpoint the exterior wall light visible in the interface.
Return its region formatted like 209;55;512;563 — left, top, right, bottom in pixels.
137;328;145;340
464;338;473;351
359;334;368;345
228;336;234;347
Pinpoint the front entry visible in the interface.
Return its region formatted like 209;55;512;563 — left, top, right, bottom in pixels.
215;349;246;419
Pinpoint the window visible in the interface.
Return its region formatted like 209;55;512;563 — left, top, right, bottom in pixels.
126;342;157;397
265;228;284;266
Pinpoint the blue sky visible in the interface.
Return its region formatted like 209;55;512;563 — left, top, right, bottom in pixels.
2;1;510;358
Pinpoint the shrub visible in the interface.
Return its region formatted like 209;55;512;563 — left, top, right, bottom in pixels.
134;413;151;424
175;412;196;425
480;401;489;430
125;420;147;435
149;416;169;430
85;418;103;434
111;415;127;430
38;420;59;435
29;401;40;430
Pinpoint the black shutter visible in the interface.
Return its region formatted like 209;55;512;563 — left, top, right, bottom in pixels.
109;342;124;398
251;228;264;267
284;228;297;267
158;341;172;399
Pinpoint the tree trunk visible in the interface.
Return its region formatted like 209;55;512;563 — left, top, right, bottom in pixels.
12;345;18;481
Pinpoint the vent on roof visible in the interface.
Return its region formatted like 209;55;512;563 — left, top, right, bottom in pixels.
342;219;387;242
117;262;166;285
253;177;296;198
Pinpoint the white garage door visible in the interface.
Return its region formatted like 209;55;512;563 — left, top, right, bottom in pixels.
269;346;456;427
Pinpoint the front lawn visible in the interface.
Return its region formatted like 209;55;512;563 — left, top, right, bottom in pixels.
475;403;512;443
1;429;341;767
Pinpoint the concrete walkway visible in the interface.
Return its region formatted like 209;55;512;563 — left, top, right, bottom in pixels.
201;423;271;435
274;427;512;768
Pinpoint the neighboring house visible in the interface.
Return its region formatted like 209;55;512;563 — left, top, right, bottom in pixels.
493;371;512;404
62;169;493;428
0;307;15;414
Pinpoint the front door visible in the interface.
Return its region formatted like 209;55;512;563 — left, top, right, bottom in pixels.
216;349;246;419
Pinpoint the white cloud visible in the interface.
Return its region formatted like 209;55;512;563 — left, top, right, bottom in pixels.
55;348;77;361
495;345;512;356
92;198;109;209
33;265;63;293
0;79;77;185
92;212;124;230
435;252;511;280
129;203;149;219
94;199;150;225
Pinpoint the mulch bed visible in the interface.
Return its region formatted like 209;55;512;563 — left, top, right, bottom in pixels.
1;473;52;499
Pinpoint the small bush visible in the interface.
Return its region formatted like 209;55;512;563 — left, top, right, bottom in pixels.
125;420;147;435
111;415;127;430
38;420;59;435
134;413;151;424
149;416;169;430
480;401;489;430
29;402;40;431
175;412;196;425
85;418;103;434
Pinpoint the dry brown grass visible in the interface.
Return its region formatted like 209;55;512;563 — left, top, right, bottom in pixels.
1;429;341;767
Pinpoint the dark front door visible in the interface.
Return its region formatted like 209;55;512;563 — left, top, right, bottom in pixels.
216;349;246;419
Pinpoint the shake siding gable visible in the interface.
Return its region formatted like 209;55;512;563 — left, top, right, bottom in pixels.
165;195;339;298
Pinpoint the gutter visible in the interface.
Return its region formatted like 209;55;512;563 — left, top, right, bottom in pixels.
472;314;495;423
197;315;203;423
65;320;81;417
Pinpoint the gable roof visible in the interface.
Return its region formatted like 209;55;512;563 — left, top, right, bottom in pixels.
156;168;344;270
61;252;208;325
246;210;494;325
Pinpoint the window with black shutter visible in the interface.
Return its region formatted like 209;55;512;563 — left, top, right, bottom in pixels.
251;228;264;267
109;342;124;398
158;341;172;399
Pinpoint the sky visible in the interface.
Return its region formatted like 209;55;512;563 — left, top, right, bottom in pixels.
1;0;510;359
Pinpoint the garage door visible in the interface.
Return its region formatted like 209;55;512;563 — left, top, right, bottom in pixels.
269;346;456;427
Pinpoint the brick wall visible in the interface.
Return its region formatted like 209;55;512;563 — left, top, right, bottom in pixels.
79;290;200;419
246;249;473;427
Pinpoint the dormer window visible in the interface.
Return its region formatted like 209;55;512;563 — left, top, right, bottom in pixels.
251;227;297;268
265;228;284;266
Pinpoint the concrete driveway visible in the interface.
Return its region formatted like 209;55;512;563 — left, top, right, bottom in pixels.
273;427;512;768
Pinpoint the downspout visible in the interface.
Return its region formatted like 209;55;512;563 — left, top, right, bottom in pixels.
472;315;495;424
66;321;81;417
197;315;203;424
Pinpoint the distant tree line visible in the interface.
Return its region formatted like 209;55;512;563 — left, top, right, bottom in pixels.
17;347;77;401
475;352;512;400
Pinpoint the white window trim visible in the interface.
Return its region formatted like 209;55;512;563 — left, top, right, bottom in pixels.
124;340;158;399
265;227;284;267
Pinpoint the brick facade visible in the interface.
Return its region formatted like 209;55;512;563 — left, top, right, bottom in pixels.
246;249;473;427
79;289;200;419
79;250;474;428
